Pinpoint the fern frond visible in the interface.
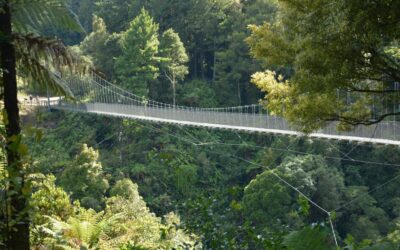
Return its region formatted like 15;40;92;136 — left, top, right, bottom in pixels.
16;50;74;97
91;212;124;244
13;34;82;70
10;0;84;34
13;34;88;97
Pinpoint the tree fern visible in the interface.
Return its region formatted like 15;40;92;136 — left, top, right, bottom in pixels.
0;0;85;248
13;34;83;96
45;210;123;249
0;0;86;97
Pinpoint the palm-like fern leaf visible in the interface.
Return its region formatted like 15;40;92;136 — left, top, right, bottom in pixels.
10;0;83;34
0;1;87;98
43;210;124;249
13;34;86;97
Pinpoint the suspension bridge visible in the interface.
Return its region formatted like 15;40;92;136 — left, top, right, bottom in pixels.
33;72;400;146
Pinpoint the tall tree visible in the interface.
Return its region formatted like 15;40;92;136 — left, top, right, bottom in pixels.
94;0;151;33
0;3;23;246
215;31;261;106
150;0;238;80
248;0;400;132
59;144;109;211
214;0;277;106
159;28;189;105
243;155;344;233
80;16;121;79
115;8;160;97
0;1;82;248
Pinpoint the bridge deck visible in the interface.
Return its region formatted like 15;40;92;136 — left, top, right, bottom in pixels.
46;102;400;146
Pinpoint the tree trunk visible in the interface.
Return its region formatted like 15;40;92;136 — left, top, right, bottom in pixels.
193;51;198;78
212;39;216;83
237;80;241;105
0;1;30;249
200;53;205;80
172;73;176;106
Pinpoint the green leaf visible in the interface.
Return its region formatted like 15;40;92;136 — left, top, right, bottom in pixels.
35;129;43;142
21;183;31;196
18;143;29;156
11;0;84;34
8;135;22;152
283;227;334;250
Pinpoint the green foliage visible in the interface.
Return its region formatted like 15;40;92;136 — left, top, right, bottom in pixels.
14;34;84;98
94;0;150;33
110;178;140;200
25;161;77;247
388;221;400;244
214;0;278;106
73;0;95;33
59;0;283;108
89;0;273;93
173;164;198;197
343;234;399;250
15;1;400;248
283;226;334;250
159;28;189;105
243;168;297;232
115;8;160;97
248;0;400;130
28;112;105;174
26;109;400;248
340;186;390;241
101;195;199;249
59;144;109;210
80;16;121;78
1;1;86;247
242;155;344;233
30;175;73;225
178;79;218;107
44;208;121;249
27;144;199;249
10;0;83;34
214;30;261;106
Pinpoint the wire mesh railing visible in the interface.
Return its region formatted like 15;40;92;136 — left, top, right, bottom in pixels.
31;71;400;145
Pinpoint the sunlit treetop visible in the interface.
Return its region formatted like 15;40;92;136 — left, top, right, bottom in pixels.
248;0;400;132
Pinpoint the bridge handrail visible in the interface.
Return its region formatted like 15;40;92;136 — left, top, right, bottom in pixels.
88;71;265;113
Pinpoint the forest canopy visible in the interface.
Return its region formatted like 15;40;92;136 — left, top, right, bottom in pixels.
1;0;400;250
248;0;400;131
